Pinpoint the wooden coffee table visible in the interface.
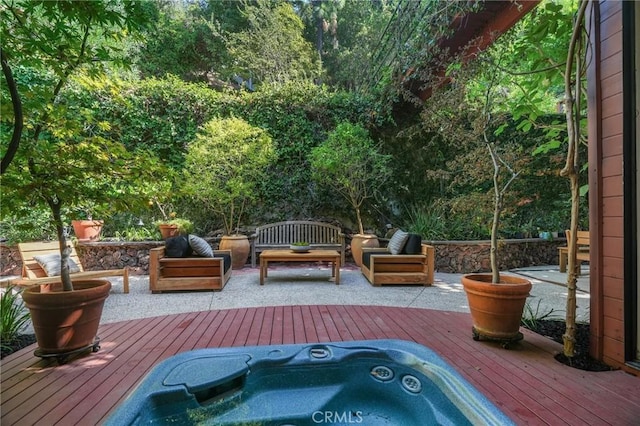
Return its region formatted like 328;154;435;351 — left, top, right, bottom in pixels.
259;249;341;285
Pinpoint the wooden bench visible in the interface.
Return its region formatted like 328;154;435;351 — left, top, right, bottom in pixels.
558;230;590;273
14;241;130;293
361;243;435;286
250;221;345;267
149;247;232;293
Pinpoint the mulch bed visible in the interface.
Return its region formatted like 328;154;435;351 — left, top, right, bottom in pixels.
523;320;614;372
1;334;36;359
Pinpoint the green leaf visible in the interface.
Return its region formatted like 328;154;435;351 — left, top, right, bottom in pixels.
579;184;589;197
532;140;561;155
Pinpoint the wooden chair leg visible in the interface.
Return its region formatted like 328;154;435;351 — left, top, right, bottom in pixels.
559;251;567;273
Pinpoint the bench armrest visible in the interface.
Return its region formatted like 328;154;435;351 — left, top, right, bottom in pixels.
149;247;165;288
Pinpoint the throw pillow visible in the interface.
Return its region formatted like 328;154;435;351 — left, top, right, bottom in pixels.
387;229;409;255
165;235;192;258
189;234;214;257
401;233;422;254
33;253;81;277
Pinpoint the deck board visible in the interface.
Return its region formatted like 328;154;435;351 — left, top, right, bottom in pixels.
2;305;639;426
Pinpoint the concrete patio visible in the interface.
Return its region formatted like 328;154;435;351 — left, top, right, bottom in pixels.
94;264;591;326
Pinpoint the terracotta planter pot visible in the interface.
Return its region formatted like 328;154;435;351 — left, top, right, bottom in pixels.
71;220;103;242
461;274;532;342
158;224;179;239
22;279;111;355
220;235;250;269
351;234;379;266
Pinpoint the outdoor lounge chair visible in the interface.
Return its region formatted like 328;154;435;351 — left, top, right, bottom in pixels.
148;246;232;292
14;241;130;293
360;231;435;286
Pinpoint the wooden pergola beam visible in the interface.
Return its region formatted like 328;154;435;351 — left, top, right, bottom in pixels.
407;0;541;101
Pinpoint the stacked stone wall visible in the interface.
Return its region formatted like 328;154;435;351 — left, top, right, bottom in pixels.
1;238;566;277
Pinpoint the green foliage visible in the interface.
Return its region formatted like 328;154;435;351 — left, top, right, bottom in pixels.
76;75;230;170
228;1;320;86
1;76;169;289
325;1;391;90
77;76;383;226
309;122;391;234
401;203;450;240
134;1;239;83
1;0;157;172
0;208;57;243
154;218;194;235
400;201;490;241
113;227;161;242
521;299;560;330
0;287;31;349
183;117;276;235
1;1;156;81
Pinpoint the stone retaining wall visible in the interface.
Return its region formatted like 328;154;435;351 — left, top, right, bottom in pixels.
428;238;566;273
1;238;565;277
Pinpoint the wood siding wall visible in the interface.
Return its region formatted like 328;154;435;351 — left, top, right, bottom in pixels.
588;0;628;371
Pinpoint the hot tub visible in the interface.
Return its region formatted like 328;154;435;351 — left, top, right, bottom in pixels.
106;339;513;425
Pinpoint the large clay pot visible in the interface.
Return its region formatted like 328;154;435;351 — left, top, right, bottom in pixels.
219;235;250;269
461;274;532;343
351;234;379;266
22;279;111;355
71;220;103;242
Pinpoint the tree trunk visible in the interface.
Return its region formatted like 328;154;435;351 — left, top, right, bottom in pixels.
355;206;364;235
49;199;74;292
560;0;588;358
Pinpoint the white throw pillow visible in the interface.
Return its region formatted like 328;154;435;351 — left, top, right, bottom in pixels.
188;234;213;257
33;253;81;276
387;229;409;255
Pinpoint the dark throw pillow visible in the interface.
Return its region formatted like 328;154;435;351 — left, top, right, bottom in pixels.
165;235;192;258
401;234;423;254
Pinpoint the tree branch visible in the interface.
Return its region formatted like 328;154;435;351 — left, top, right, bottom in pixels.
0;48;23;174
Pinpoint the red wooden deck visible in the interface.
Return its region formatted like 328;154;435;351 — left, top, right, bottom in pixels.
2;305;639;425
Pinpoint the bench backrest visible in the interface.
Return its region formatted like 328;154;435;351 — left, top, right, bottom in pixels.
254;221;343;245
18;241;85;279
565;230;590;247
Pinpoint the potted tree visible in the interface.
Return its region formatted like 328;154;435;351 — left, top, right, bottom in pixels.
183;117;275;269
2;98;165;361
147;173;194;239
416;45;532;347
70;202;106;242
3;133;164;358
151;198;194;240
309;122;392;266
0;0;157;360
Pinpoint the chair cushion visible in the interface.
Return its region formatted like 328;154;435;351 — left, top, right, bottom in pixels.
165;236;193;258
401;234;422;254
387;229;409;254
362;251;394;269
218;252;232;273
33;253;81;276
189;234;213;257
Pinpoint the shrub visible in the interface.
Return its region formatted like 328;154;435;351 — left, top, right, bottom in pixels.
183;117;276;235
0;287;31;350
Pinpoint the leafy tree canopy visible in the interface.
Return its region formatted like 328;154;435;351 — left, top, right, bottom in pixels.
228;0;320;86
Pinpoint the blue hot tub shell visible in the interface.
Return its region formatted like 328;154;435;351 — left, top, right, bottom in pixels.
106;339;514;425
